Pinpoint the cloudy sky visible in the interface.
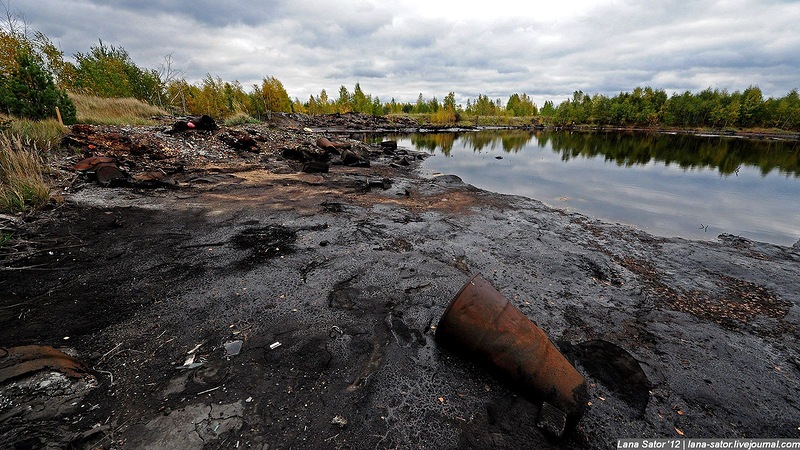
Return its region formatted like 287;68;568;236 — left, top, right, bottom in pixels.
16;0;800;106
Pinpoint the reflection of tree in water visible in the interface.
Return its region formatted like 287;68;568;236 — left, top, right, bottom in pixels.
547;131;800;177
411;130;534;155
462;131;533;153
411;133;456;155
403;129;799;177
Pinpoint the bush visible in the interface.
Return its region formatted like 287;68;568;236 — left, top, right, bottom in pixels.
72;40;163;104
0;134;49;213
429;109;457;125
0;51;76;124
224;112;260;126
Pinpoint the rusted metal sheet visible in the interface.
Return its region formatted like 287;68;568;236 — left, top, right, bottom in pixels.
316;137;350;152
436;274;588;433
72;156;115;171
93;163;126;185
0;345;89;383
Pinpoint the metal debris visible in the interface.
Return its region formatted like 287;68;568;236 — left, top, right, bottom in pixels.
224;340;243;357
0;345;89;383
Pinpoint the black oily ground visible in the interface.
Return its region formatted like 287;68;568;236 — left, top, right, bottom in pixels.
231;225;298;263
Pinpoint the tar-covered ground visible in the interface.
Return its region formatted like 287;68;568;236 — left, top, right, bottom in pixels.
2;115;799;449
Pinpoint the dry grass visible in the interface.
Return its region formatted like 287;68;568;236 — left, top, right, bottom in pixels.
69;92;167;126
0;134;50;213
1;117;68;152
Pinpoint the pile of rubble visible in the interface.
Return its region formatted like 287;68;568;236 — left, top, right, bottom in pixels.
58;115;423;189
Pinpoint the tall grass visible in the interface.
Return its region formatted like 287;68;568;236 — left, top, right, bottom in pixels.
69;92;167;125
1;117;68;152
0;134;50;213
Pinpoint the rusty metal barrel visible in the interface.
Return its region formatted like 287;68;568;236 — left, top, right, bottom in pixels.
436;273;588;429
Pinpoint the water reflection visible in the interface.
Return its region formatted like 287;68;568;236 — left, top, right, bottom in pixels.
408;130;800;176
389;130;800;245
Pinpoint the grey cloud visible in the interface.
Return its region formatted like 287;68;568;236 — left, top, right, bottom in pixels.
18;0;800;105
83;0;283;27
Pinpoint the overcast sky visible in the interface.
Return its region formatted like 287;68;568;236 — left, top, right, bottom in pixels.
16;0;800;106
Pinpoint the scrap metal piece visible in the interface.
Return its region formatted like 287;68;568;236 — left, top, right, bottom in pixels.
536;401;568;437
435;274;588;435
0;345;89;383
224;340;243;357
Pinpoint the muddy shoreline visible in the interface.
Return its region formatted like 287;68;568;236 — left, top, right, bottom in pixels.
1;115;799;449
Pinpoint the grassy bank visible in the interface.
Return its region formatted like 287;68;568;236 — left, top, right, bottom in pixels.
70;93;167;125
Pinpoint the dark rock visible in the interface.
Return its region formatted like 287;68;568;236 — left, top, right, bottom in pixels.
131;172;178;189
282;147;306;161
220;131;259;152
367;178;392;190
432;174;463;186
341;149;370;167
302;161;330;173
283;145;330;163
321;201;343;212
380;140;398;150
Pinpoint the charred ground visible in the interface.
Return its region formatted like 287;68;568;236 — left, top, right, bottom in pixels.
1;113;799;449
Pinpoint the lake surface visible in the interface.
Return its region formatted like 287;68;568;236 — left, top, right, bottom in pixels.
388;130;800;246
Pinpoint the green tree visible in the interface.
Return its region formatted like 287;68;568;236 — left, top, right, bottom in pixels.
428;96;440;113
739;85;763;128
371;96;384;115
773;89;800;129
540;100;556;117
414;93;428;113
0;51;76;123
292;97;306;114
506;92;536;117
443;92;456;112
193;74;227;117
336;85;352;113
352;83;371;113
471;94;496;116
72;40;163;103
251;76;292;116
1;5;73;88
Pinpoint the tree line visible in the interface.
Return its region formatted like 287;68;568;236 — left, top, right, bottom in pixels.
0;7;295;123
1;6;798;131
544;87;800;130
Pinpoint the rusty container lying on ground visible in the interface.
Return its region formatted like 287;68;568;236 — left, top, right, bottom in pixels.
436;273;588;431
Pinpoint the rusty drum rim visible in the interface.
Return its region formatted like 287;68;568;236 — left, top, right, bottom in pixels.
436;273;482;335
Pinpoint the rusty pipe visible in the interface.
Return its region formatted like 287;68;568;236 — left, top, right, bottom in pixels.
436;274;588;428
